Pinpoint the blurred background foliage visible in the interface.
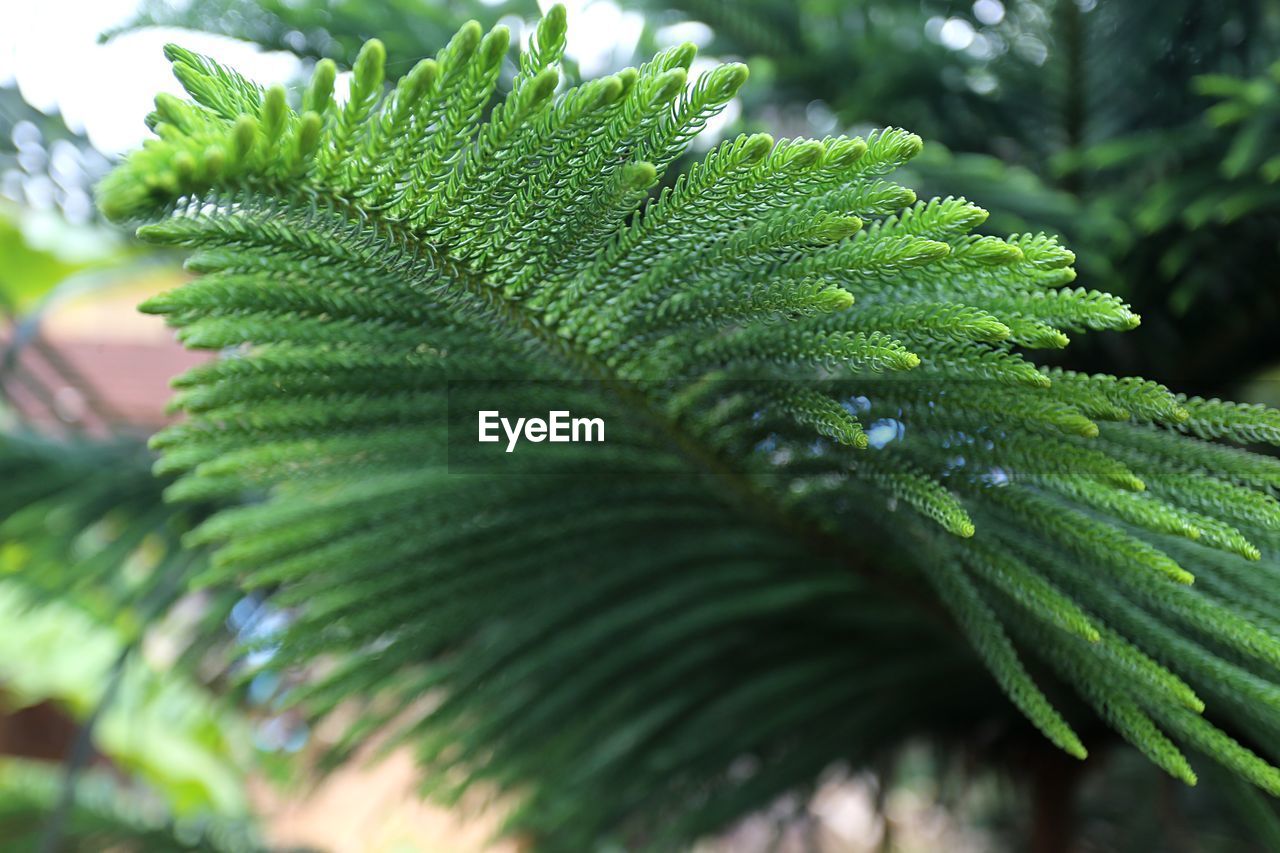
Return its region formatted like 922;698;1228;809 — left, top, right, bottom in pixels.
0;583;251;815
2;0;1280;849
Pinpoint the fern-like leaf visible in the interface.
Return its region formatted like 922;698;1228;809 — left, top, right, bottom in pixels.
94;7;1280;847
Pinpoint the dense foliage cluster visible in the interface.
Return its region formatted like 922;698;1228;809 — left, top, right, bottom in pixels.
95;7;1280;846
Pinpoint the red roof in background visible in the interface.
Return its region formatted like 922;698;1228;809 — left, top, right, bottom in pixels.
2;328;210;434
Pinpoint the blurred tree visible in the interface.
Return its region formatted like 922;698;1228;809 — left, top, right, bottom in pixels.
0;192;260;851
106;0;539;68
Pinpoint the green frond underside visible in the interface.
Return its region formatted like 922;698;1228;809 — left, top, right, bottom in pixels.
96;6;1280;847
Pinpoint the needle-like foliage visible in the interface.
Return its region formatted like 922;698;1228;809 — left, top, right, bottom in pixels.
96;7;1280;846
0;432;220;635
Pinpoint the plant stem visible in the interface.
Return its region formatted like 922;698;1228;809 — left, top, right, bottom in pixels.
1028;742;1083;853
37;644;131;853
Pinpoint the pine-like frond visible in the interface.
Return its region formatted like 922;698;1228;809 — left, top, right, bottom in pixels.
94;7;1280;846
